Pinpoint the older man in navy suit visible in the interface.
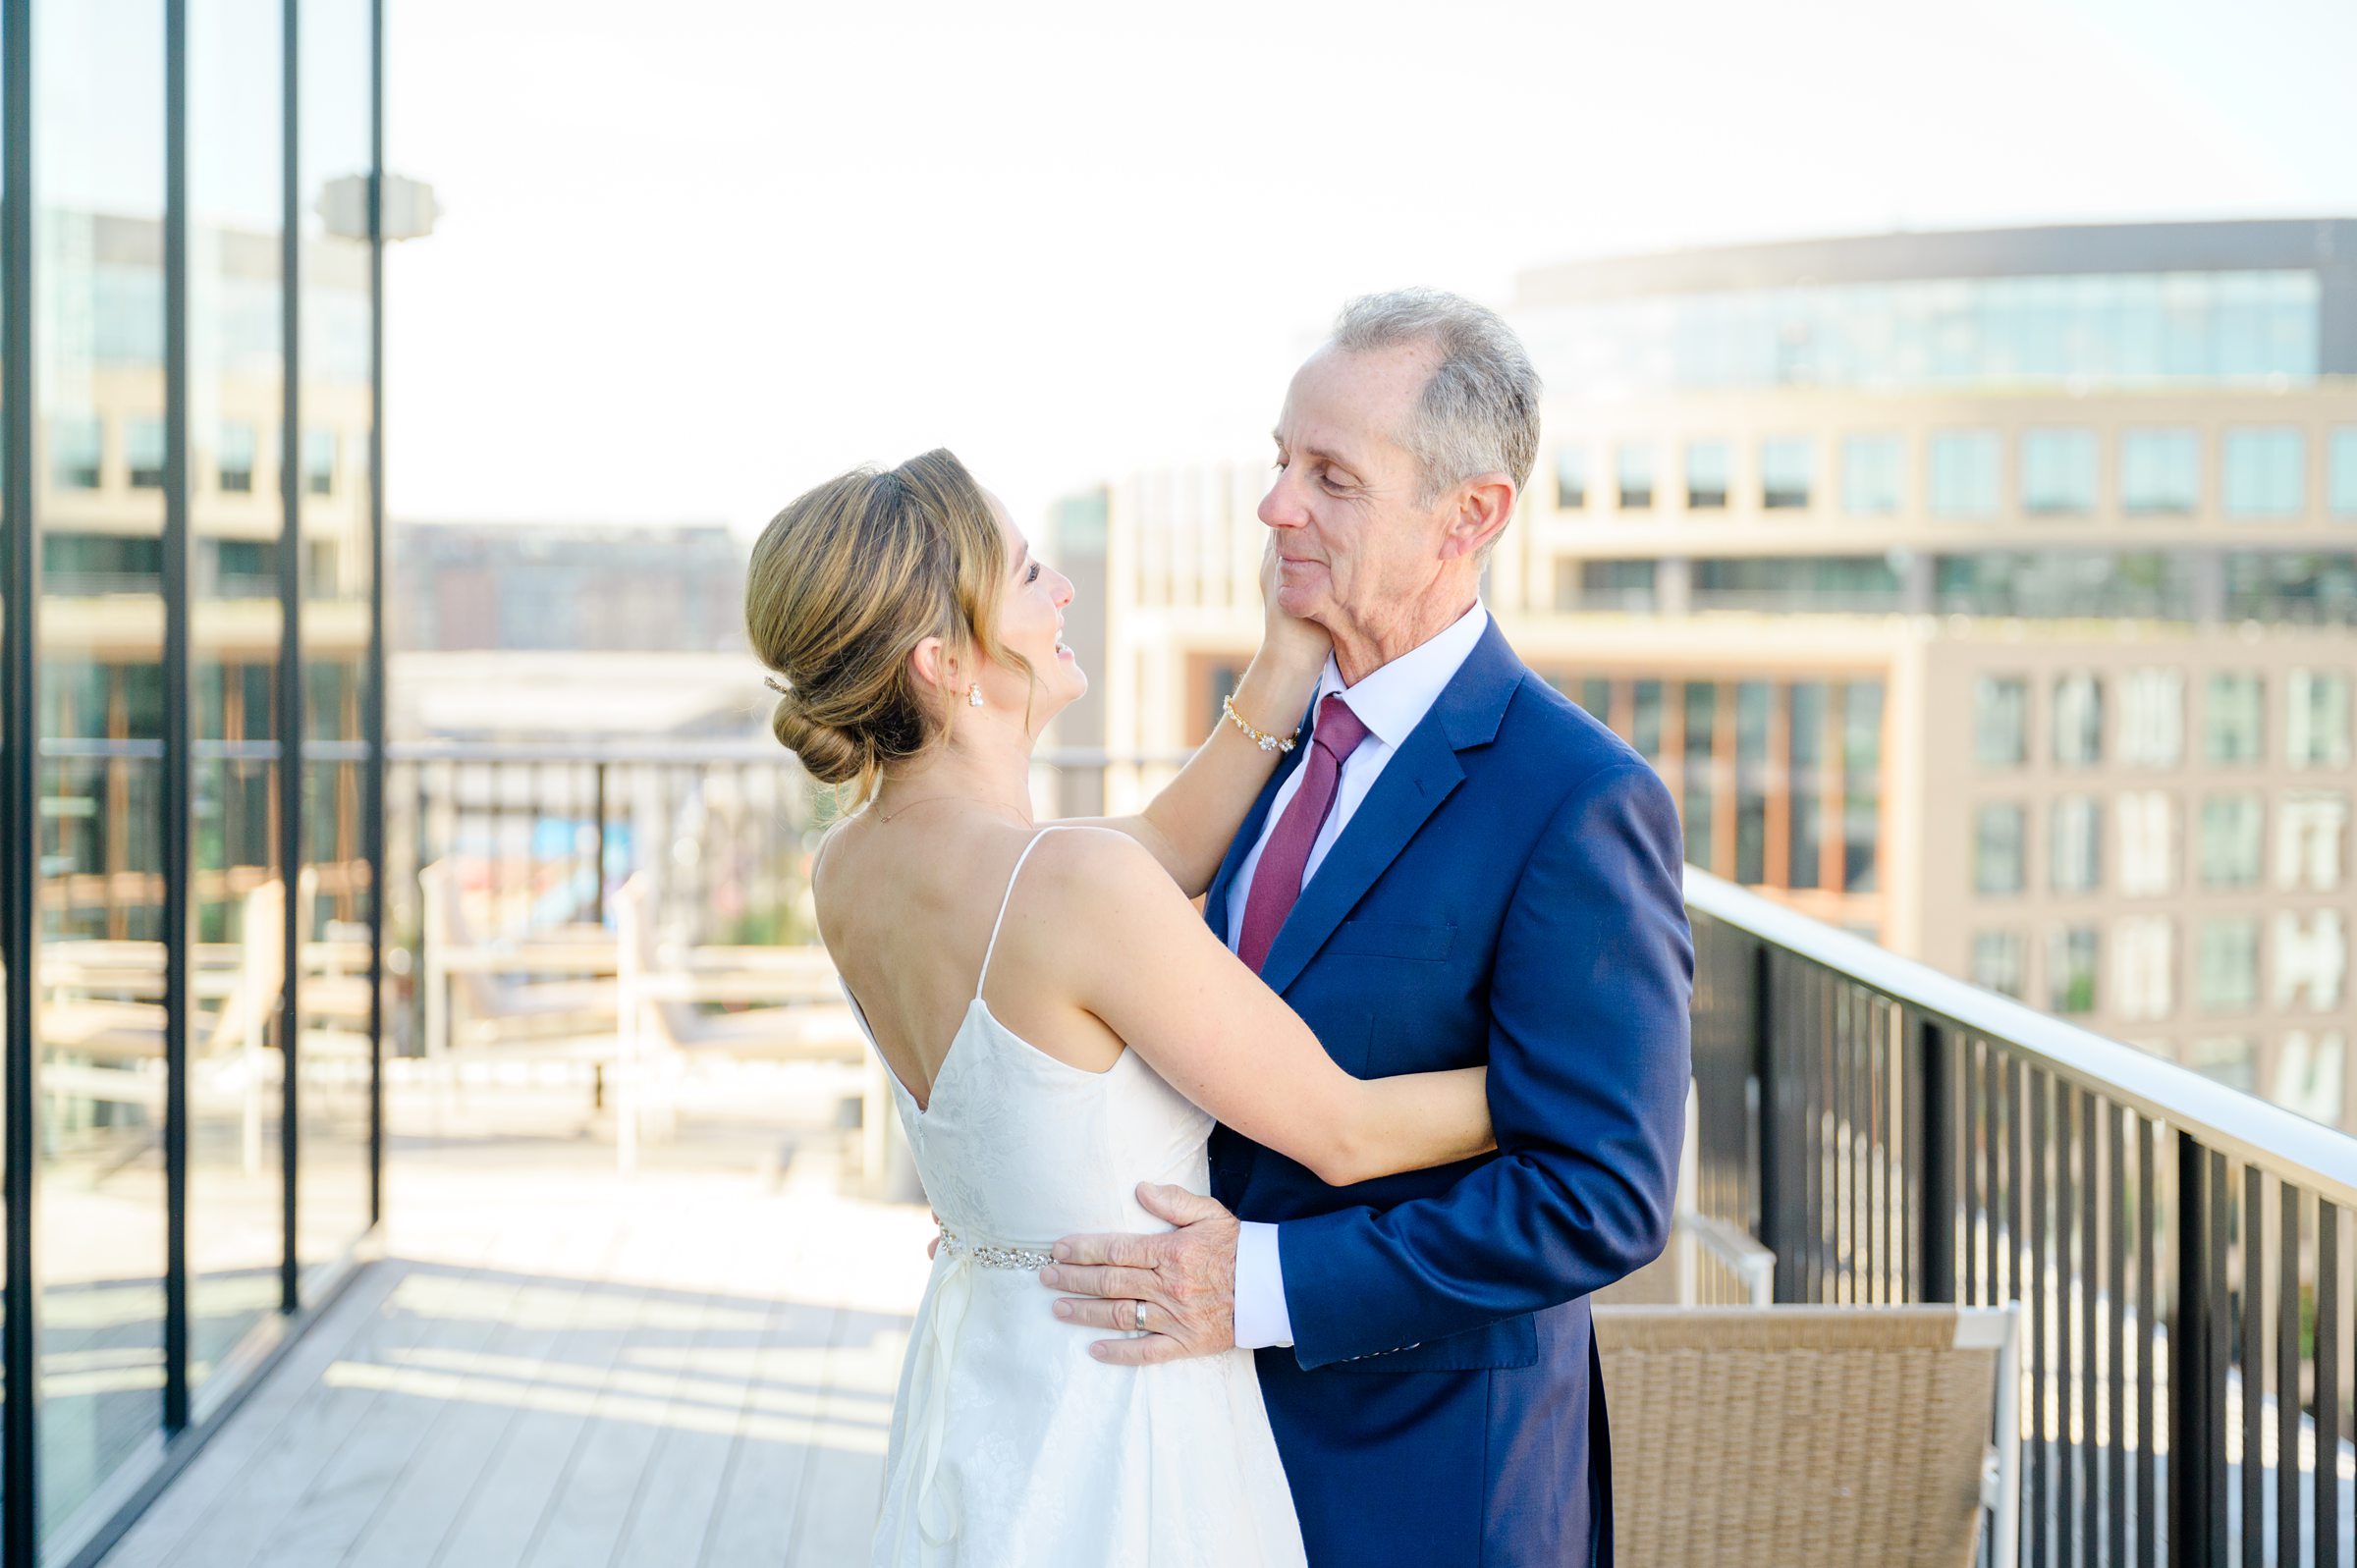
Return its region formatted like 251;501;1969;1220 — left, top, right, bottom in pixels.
1045;289;1692;1566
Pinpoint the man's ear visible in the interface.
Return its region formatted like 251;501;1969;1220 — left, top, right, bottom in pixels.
1442;475;1515;562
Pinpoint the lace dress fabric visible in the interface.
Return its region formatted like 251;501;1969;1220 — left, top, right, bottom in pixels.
839;827;1307;1567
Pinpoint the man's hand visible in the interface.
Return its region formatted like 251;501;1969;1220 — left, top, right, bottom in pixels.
1040;1183;1238;1366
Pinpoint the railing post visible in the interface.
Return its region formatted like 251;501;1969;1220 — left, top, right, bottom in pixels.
2170;1130;2215;1566
1751;941;1787;1302
1918;1017;1955;1303
591;759;608;926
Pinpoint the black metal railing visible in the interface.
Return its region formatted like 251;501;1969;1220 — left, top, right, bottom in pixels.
1689;867;2357;1568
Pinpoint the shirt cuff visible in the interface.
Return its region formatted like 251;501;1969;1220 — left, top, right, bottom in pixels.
1232;1221;1295;1349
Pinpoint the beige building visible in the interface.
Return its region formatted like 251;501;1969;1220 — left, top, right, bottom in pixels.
1051;220;2357;1126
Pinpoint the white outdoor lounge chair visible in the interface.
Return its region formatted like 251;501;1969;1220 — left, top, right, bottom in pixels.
612;875;885;1179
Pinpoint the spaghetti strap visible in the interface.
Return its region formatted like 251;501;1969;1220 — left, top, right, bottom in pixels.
976;828;1063;1001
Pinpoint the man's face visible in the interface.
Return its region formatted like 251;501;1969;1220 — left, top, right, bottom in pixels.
1258;341;1446;638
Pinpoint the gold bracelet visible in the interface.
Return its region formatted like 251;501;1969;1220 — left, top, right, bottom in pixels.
1221;692;1298;754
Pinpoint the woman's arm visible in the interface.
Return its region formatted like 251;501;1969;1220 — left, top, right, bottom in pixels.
1063;538;1329;898
1049;828;1494;1186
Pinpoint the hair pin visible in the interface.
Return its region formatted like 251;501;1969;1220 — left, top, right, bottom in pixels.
764;675;791;695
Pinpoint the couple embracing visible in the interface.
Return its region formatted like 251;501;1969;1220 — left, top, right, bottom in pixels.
745;289;1693;1567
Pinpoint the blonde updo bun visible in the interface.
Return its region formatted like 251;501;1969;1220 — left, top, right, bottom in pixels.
745;449;1033;802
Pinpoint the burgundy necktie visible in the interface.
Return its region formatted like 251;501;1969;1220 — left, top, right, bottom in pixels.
1236;692;1371;974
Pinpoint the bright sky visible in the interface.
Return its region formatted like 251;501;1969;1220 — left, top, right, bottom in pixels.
384;0;2357;541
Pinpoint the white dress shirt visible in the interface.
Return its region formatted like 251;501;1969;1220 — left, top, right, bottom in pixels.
1224;599;1491;1350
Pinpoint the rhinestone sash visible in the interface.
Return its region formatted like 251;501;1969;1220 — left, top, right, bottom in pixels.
937;1224;1053;1271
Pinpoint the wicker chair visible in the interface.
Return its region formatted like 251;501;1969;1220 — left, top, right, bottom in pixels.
1595;1303;2021;1568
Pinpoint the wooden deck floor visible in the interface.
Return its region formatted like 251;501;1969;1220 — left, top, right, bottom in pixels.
97;1064;935;1568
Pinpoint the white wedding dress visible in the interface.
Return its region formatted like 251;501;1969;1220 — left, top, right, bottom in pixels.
837;826;1308;1567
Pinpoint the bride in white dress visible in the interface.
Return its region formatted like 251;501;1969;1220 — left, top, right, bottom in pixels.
745;451;1495;1567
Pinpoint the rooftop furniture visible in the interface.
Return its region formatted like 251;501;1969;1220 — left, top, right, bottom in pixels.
1595;1302;2022;1568
613;876;886;1180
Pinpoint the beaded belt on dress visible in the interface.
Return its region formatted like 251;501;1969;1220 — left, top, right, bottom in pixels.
936;1224;1053;1271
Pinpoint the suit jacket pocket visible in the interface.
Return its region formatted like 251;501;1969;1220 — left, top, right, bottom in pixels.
1319;1311;1538;1373
1325;919;1454;963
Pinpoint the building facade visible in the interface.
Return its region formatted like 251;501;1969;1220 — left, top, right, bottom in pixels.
1061;220;2357;1128
0;4;388;1563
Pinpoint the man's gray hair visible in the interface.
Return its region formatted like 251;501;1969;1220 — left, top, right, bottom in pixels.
1330;287;1542;506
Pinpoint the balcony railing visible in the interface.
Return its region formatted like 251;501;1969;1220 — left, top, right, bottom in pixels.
377;740;2357;1564
1689;867;2357;1567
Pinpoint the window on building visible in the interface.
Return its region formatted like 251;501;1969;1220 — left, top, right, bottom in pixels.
128;416;166;489
2116;790;2177;895
303;427;337;496
1975;676;2027;767
218;421;256;493
1734;681;1769;885
1788;682;1827;891
2053;672;2104;767
2196;918;2261;1012
1928;430;2001;519
2051;796;2103;892
2048;926;2099;1015
1841;681;1883;892
2276;792;2349;892
1760;437;1813;510
1970;931;2026;999
2198;794;2264;889
2223;427;2306;518
1682;681;1717;872
2204;673;2265;764
2021;428;2097;514
53;414;103;488
2112;916;2175;1022
2188;1036;2258;1094
1689;556;1901;612
1841;432;1904;517
2274;909;2348;1011
2119;669;2183;767
2120;428;2200;515
1617;442;1655;510
1555;446;1588;511
2222;551;2357;625
1934;550;2196;620
1557;559;1657;613
2273;1030;2345;1125
1684;441;1728;510
1974;803;2025;895
2288;669;2352;767
2333;429;2357;519
1576;678;1613;725
1630;680;1664;761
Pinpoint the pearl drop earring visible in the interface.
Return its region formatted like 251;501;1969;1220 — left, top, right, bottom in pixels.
967;684;984;708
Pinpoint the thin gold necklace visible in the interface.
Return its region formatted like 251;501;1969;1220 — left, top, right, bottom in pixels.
872;790;1032;828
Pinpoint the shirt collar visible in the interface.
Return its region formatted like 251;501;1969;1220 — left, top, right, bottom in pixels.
1313;599;1491;751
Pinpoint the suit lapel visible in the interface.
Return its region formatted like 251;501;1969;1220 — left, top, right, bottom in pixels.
1255;618;1528;998
1202;692;1318;945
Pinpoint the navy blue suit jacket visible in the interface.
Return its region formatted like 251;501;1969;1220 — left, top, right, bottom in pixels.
1204;617;1692;1567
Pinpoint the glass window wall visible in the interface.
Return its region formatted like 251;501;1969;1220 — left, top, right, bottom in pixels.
1928;430;2001;519
2020;428;2097;514
1974;676;2027;767
1616;442;1655;510
2223;427;2307;518
1840;432;1903;516
1683;440;1727;510
1759;437;1812;510
2121;428;2199;515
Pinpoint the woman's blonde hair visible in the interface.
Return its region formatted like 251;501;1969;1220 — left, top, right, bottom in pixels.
745;449;1036;801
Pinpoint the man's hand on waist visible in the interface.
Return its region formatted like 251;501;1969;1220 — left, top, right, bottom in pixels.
1040;1182;1238;1366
